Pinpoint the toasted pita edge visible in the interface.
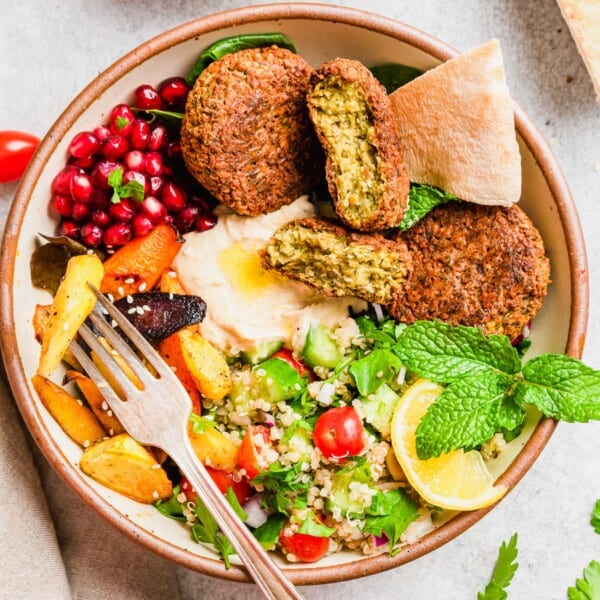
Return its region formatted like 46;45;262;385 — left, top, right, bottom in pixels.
556;0;600;102
390;39;521;206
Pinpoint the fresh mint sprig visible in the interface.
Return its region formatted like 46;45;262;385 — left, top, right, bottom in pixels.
395;320;600;459
107;166;145;204
477;533;519;600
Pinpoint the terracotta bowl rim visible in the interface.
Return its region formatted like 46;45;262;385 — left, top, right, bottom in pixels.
0;2;589;585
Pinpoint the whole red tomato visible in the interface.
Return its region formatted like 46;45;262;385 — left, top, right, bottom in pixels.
313;406;365;460
279;526;329;563
0;130;40;183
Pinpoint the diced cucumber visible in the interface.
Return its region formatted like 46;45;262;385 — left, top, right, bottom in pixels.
360;383;400;438
326;460;374;517
253;357;305;403
302;323;342;369
240;340;283;365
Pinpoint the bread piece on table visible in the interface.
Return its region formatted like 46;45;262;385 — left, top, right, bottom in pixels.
556;0;600;101
389;40;521;206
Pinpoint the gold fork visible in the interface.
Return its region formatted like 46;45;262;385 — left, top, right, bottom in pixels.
69;285;303;600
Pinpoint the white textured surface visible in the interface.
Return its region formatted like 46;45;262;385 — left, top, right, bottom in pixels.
1;1;599;598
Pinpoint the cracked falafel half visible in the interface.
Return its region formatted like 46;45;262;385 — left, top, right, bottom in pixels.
389;203;551;340
181;47;324;216
262;217;412;304
307;58;410;232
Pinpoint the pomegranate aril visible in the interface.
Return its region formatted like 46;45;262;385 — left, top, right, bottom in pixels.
89;188;111;210
123;170;150;196
92;209;110;227
104;223;132;247
93;125;111;143
162;181;186;212
132;213;154;237
144;151;163;176
166;141;181;158
158;77;190;109
109;197;136;222
174;205;199;232
149;175;164;195
148;125;168;151
92;160;121;189
60;220;79;239
196;214;217;232
51;194;73;217
109;104;135;137
69;131;99;158
134;84;163;110
80;223;104;247
72;202;90;222
124;150;146;172
142;196;167;222
52;165;82;195
70;173;94;203
101;135;129;159
69;155;95;170
130;119;151;150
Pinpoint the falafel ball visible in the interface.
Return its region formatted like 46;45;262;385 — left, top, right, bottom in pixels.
181;47;324;216
262;217;412;304
306;58;410;232
389;203;550;340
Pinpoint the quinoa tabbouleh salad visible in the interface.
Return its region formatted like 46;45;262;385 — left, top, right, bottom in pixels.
29;33;600;566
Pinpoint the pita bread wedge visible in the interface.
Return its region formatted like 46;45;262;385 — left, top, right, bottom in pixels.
556;0;600;101
390;40;521;206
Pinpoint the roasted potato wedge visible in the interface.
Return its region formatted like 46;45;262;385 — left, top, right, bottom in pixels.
37;254;104;377
31;374;106;447
178;328;232;401
33;304;82;371
80;433;172;503
188;423;238;472
64;370;125;436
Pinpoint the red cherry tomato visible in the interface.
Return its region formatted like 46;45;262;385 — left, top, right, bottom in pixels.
272;348;313;380
236;425;272;479
313;406;365;460
180;470;251;506
0;130;40;182
279;525;329;563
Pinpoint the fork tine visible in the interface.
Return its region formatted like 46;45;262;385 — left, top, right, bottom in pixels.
88;285;170;376
86;310;153;386
77;322;143;399
69;339;132;425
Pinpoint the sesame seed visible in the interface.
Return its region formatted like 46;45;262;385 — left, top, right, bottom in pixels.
108;428;114;436
126;295;134;304
127;307;137;314
168;293;173;300
87;249;94;255
76;399;83;406
168;271;177;278
101;401;108;411
111;319;117;328
150;463;161;470
107;410;113;417
63;322;70;331
107;293;114;302
138;281;148;292
83;440;90;448
376;370;384;378
142;304;151;312
124;277;135;284
152;490;159;499
117;286;124;296
136;306;144;315
170;366;178;373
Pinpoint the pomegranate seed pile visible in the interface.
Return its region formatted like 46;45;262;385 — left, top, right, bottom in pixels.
50;77;218;250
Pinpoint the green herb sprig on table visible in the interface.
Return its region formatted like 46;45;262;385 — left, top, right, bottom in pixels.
591;500;600;535
478;533;519;600
394;320;600;460
568;560;600;600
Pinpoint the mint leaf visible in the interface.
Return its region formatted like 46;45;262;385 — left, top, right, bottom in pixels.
568;560;600;600
477;533;519;600
363;489;419;555
415;372;519;459
118;179;145;202
252;513;286;550
399;184;458;231
518;354;600;422
348;348;402;395
107;165;123;188
591;500;600;534
396;321;521;383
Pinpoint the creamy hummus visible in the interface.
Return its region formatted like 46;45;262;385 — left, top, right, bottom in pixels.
173;196;366;355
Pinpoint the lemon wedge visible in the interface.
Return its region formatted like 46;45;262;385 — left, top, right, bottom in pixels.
390;379;507;511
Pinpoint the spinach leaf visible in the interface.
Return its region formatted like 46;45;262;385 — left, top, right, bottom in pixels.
369;63;423;93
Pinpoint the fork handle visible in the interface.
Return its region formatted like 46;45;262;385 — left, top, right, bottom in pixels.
168;435;304;600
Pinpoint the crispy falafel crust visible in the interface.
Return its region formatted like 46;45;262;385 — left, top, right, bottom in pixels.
389;203;550;340
263;217;412;304
307;58;410;232
181;47;323;216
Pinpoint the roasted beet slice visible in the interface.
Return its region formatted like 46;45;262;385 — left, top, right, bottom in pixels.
114;292;206;342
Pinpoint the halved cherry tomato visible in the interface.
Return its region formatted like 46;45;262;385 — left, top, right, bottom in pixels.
279;525;329;563
272;348;313;380
236;425;272;479
0;130;40;183
180;469;251;506
313;406;365;460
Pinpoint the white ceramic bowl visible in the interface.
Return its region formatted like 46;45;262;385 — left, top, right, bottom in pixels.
0;3;588;585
